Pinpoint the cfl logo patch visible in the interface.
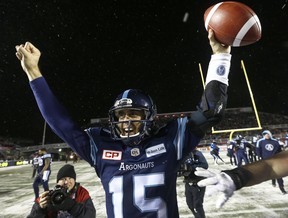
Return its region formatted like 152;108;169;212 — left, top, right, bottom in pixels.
102;150;122;160
131;148;140;157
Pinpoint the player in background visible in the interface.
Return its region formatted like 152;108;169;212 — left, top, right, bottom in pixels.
256;130;287;194
227;140;237;166
180;149;208;218
33;148;52;201
31;152;39;179
252;134;262;160
210;140;225;165
245;137;257;163
15;30;232;218
277;137;286;151
234;135;249;167
285;132;288;149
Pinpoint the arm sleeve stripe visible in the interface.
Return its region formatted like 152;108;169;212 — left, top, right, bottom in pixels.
173;117;188;160
85;128;98;166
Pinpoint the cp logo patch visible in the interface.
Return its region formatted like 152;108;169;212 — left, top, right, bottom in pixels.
102;150;122;160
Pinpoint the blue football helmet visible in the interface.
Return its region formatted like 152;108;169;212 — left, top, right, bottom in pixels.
235;134;243;140
108;89;157;146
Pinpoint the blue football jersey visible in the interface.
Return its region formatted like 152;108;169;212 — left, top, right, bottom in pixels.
37;153;52;173
81;119;200;218
30;77;218;217
256;138;282;159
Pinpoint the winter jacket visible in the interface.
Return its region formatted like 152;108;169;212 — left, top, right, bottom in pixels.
27;183;96;218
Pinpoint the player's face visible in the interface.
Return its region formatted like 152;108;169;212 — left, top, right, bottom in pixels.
263;133;270;139
58;177;75;191
115;109;145;137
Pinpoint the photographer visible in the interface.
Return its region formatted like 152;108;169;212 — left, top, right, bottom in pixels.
27;164;96;218
180;149;208;218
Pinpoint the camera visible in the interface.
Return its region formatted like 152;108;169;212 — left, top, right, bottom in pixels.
177;162;193;177
48;185;68;205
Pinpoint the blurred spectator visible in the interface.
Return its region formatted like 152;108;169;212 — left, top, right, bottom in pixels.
256;130;287;194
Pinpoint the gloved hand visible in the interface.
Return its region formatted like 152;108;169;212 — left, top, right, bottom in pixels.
195;167;236;208
53;197;76;211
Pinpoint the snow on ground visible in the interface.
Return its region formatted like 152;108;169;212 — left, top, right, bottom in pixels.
0;151;287;218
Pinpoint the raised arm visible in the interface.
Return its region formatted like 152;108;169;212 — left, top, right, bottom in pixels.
15;42;92;163
15;42;42;81
188;30;231;136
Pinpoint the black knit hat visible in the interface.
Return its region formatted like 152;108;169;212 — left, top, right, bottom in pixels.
57;164;76;182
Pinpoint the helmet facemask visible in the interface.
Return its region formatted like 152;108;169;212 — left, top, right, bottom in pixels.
108;89;156;146
109;108;154;146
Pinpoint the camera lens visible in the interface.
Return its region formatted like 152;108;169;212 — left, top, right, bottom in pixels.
49;185;68;205
52;192;66;204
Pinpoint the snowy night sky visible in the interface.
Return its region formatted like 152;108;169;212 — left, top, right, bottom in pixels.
0;0;287;143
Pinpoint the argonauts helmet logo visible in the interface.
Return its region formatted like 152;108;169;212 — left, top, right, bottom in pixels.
114;98;133;107
216;65;225;76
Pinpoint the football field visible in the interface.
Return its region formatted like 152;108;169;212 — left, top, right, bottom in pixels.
0;151;287;218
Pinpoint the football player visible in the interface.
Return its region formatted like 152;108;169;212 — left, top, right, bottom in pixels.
16;30;231;218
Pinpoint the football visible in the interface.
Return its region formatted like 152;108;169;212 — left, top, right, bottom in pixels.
204;1;262;47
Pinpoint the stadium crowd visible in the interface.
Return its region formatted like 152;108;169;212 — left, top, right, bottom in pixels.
0;109;288;164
